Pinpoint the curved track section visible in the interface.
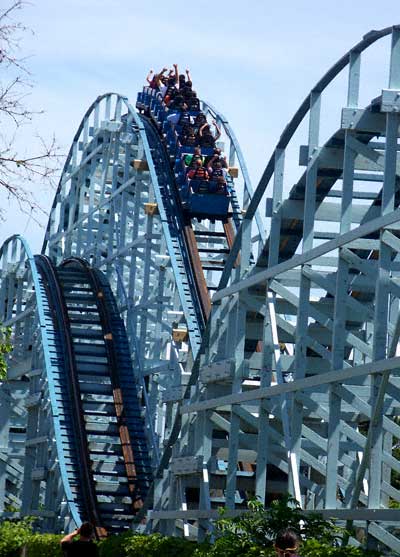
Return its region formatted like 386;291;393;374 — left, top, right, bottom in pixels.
0;240;151;532
36;256;151;533
33;255;101;530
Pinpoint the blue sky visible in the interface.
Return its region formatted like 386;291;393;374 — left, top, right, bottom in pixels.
1;0;400;251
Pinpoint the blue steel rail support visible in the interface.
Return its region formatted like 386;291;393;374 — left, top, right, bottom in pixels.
0;236;81;529
166;24;400;553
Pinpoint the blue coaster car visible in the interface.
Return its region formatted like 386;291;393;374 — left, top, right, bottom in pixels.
137;89;232;221
180;180;231;220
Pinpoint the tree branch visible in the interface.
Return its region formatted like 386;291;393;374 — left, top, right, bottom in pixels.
0;1;62;221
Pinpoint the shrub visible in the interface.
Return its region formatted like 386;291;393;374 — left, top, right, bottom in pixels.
0;519;33;557
0;501;384;557
301;538;380;556
124;533;197;557
25;534;63;557
98;530;134;557
193;496;382;557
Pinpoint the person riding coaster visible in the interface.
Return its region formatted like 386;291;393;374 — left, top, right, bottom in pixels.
184;146;204;168
185;158;208;193
185;159;226;196
141;65;231;219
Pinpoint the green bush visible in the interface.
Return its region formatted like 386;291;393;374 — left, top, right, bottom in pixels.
301;538;379;556
25;534;63;557
0;324;12;381
0;500;384;557
98;530;134;557
99;532;199;557
0;519;32;557
193;535;270;557
124;533;198;557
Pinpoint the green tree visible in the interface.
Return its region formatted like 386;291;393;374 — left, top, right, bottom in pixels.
0;518;33;557
0;324;12;380
193;496;381;557
25;533;63;557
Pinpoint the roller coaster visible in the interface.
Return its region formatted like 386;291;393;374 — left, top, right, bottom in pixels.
2;24;400;552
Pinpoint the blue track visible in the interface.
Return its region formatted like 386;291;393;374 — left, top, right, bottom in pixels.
34;256;152;533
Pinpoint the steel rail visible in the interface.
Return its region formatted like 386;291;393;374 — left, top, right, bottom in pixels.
140;115;207;332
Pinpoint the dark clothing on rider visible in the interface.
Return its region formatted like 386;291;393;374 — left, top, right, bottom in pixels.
209;167;226;183
193;114;206;133
169;95;184;110
199;132;216;148
182;133;197;147
187;97;200;111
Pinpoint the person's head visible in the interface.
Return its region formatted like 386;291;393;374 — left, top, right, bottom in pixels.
194;159;203;167
274;530;300;556
191;90;197;98
195;113;206;124
168;76;176;85
213;147;221;155
194;146;201;155
186;80;192;88
79;522;94;539
179;74;186;83
161;75;168;84
214;161;222;170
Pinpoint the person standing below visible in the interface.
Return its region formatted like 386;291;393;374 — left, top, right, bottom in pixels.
61;522;99;557
274;529;301;557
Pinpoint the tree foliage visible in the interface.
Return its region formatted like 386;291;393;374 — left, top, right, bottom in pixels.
193;496;381;557
0;503;386;557
0;518;33;557
25;534;63;557
0;324;12;380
